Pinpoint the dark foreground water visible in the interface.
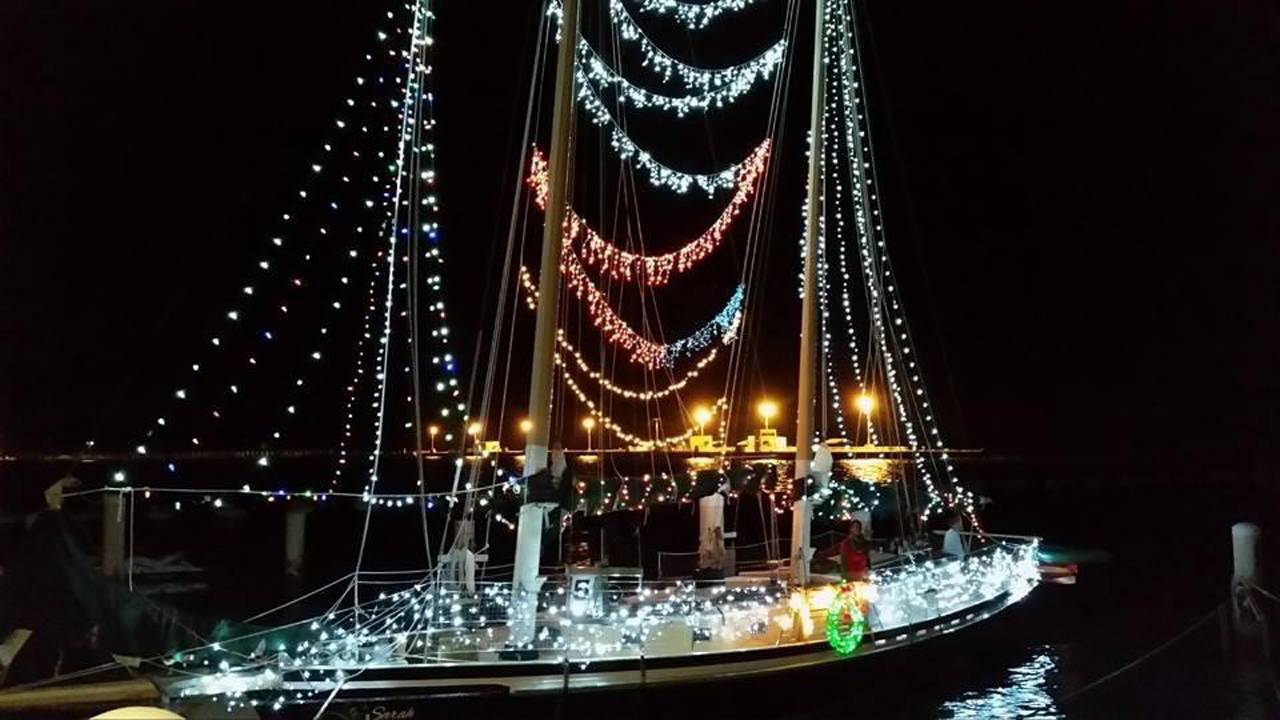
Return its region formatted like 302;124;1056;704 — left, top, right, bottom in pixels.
4;459;1279;718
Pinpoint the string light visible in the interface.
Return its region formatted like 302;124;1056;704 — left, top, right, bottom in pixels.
140;15;418;462
561;332;721;400
551;249;744;368
559;366;727;447
103;4;1019;710
604;0;786;93
577;41;781;117
529;142;770;285
578;84;743;195
821;0;978;523
550;0;783;120
164;542;1039;711
518;266;726;400
127;2;464;502
632;0;767;29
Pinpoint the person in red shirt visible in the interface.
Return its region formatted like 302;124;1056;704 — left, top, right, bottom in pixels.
819;515;870;576
835;520;871;581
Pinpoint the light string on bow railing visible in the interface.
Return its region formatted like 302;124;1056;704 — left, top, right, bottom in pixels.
517;266;724;400
578;85;742;195
158;543;1038;713
130;9;423;477
558;249;745;369
528;142;769;285
631;0;768;29
604;0;786;91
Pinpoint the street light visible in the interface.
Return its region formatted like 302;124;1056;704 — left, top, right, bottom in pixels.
854;392;875;446
855;393;875;416
757;399;778;430
581;416;596;451
692;405;713;434
427;425;439;453
519;418;533;435
467;422;482;453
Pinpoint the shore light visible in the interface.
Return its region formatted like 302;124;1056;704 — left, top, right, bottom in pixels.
855;393;875;416
692;406;713;434
757;399;778;430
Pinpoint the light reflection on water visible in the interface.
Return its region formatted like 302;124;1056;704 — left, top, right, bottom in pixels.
938;645;1062;719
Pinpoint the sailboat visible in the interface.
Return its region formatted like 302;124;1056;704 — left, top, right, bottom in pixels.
0;0;1043;716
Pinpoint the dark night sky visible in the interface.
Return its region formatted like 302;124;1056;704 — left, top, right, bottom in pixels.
1;0;1276;466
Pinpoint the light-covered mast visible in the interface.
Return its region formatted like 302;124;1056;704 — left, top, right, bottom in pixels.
511;0;580;645
790;0;826;586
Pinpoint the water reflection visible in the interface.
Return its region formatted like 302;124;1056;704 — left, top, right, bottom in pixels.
939;646;1062;719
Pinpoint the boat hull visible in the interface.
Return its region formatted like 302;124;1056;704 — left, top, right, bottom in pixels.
177;588;1026;719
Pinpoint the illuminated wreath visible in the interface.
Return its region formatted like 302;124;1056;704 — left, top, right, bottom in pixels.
825;583;867;656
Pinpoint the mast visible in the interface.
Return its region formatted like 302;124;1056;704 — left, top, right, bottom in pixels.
790;0;825;586
512;0;579;643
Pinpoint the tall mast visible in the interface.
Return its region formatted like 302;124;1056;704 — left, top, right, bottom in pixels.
791;0;825;586
512;0;580;643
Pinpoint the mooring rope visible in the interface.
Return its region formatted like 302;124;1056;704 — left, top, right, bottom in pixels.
1058;602;1224;704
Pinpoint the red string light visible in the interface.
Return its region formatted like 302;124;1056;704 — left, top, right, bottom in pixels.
528;140;771;286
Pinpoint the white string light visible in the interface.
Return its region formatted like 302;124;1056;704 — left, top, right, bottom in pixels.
632;0;768;29
605;0;786;92
559;368;728;448
133;10;422;472
824;0;977;521
577;42;781;117
578;85;742;195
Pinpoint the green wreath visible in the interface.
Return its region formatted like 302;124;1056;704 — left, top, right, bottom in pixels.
825;584;866;656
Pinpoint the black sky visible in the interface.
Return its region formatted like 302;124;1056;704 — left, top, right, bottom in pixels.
1;0;1276;466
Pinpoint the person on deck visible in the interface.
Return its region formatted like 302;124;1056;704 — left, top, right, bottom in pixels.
942;511;967;558
816;519;871;581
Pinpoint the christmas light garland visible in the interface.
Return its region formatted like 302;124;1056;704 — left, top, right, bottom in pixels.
164;541;1039;714
518;265;725;401
632;0;768;29
562;332;721;400
604;0;786;92
558;249;745;368
131;6;465;489
823;0;978;523
578;84;743;195
560;367;726;448
529;142;769;285
577;42;781;117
